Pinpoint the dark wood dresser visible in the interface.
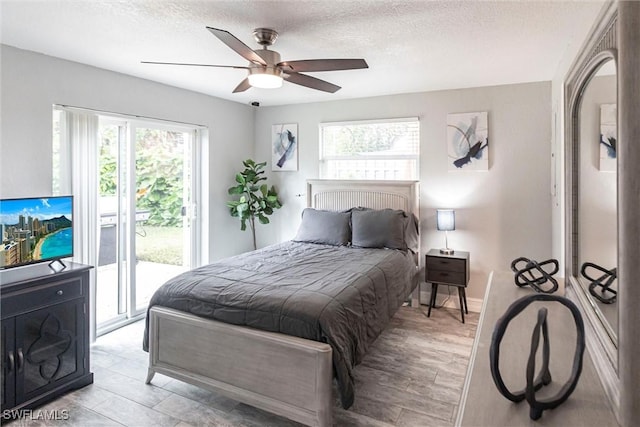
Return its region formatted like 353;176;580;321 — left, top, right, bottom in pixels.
1;262;93;413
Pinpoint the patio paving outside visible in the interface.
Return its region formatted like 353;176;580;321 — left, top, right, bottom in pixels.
96;260;186;325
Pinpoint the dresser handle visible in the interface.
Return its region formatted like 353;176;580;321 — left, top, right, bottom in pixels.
7;351;15;372
441;272;449;276
17;348;24;372
57;290;64;296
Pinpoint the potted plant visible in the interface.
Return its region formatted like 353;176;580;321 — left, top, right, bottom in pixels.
227;159;282;250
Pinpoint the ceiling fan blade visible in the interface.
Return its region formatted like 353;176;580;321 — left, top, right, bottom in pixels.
206;27;267;66
278;59;368;72
232;78;252;93
284;72;341;93
141;61;248;69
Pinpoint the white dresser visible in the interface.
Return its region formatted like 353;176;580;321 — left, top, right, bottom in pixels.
456;271;618;426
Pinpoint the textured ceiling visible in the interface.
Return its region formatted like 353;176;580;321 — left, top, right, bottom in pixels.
1;0;605;106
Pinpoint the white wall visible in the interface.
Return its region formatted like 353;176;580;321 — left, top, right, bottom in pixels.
0;45;255;261
254;82;552;300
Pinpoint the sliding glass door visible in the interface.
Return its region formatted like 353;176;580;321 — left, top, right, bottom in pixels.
132;126;192;313
96;121;123;325
96;119;196;334
53;107;204;340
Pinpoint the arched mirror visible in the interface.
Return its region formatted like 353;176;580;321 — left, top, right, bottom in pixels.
567;2;640;424
564;1;619;415
578;59;617;345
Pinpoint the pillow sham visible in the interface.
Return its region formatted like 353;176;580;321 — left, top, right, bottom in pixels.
293;208;351;246
351;208;407;250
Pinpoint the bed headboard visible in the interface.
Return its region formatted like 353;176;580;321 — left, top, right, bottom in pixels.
306;179;419;220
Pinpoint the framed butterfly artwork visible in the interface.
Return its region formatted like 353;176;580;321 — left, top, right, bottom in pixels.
447;112;489;171
272;123;298;171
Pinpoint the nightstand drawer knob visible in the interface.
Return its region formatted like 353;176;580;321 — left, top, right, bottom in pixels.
56;290;64;296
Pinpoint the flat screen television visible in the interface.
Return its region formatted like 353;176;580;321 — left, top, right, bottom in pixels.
0;196;73;269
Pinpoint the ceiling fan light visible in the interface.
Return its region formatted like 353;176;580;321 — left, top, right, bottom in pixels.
248;67;283;89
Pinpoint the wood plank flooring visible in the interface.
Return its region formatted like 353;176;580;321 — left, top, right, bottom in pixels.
6;306;478;427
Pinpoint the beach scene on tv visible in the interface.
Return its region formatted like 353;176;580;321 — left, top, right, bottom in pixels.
0;197;73;268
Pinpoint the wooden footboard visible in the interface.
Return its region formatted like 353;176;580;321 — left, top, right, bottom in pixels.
146;306;333;426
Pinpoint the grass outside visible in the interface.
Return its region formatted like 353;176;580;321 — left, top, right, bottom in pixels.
136;225;183;266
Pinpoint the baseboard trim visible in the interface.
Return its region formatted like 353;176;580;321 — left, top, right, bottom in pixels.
418;285;483;313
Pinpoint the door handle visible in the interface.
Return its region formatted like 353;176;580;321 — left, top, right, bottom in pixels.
7;351;15;372
17;348;24;372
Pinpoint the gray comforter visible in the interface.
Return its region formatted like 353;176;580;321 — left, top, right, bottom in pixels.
143;241;417;409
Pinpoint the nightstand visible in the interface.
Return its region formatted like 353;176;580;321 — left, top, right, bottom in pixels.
425;248;470;323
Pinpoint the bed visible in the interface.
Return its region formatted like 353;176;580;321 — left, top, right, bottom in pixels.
143;179;420;426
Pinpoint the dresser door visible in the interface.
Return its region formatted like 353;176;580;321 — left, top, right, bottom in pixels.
1;319;16;411
14;299;84;405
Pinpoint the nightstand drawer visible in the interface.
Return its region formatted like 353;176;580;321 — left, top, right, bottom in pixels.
426;256;466;273
427;269;465;285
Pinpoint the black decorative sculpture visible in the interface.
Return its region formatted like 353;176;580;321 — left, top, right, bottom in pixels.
510;257;559;293
581;262;617;304
490;294;585;421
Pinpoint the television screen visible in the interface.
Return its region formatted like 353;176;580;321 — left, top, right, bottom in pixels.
0;196;73;269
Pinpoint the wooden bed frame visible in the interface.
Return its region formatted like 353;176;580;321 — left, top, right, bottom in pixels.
146;179;420;426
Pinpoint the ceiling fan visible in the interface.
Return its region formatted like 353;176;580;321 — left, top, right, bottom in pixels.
142;27;368;93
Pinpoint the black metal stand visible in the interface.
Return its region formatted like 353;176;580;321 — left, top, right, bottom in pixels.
48;259;67;272
489;294;585;421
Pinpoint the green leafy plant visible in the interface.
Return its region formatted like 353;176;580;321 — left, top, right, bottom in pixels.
227;159;282;250
97;127;185;227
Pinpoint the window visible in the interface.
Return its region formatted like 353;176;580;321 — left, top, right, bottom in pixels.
319;117;419;180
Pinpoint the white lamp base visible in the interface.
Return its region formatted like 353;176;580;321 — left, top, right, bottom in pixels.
440;248;455;255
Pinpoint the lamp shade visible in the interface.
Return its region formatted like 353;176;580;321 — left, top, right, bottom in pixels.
436;209;455;231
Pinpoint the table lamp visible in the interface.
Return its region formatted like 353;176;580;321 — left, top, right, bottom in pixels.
436;209;455;254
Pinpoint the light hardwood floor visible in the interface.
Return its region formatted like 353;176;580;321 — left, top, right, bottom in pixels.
6;305;478;427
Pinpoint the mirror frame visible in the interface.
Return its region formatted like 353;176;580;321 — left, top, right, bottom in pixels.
564;1;619;418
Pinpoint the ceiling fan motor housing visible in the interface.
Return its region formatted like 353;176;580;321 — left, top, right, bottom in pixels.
249;49;283;78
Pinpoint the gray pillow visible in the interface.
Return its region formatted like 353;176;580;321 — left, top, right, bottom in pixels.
404;212;420;253
351;208;407;250
293;208;351;246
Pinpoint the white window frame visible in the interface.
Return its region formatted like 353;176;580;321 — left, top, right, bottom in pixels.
319;117;420;180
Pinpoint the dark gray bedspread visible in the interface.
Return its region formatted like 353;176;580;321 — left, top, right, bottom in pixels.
143;241;417;409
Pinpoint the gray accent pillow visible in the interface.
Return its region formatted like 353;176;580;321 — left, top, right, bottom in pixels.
351;208;407;250
404;213;420;253
293;208;351;246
